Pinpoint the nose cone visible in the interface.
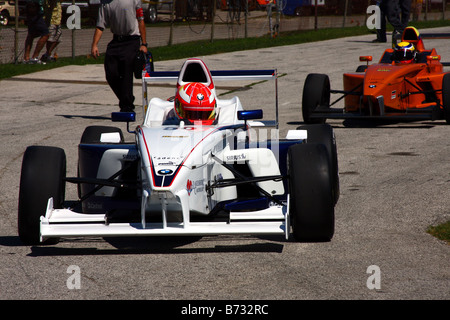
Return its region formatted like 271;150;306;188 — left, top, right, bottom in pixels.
363;65;396;96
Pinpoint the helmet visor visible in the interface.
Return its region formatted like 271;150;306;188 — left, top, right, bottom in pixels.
394;49;415;61
184;109;216;121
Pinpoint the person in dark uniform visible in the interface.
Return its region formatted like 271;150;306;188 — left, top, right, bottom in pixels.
373;0;388;43
387;0;412;47
374;0;411;47
91;0;148;112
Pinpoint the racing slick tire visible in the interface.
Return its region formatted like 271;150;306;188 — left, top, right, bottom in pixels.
18;146;66;245
442;73;450;124
80;125;124;144
302;73;330;124
355;65;368;72
297;124;340;205
288;143;334;242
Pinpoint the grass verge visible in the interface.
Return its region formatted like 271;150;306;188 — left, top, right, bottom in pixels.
1;18;449;80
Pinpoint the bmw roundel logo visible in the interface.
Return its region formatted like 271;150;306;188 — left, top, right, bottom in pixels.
158;169;173;175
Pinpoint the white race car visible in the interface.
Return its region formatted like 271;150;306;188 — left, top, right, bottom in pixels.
18;58;339;245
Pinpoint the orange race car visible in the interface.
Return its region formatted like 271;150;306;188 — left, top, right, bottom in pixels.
302;27;450;125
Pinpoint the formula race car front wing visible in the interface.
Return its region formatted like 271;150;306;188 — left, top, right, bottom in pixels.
39;197;291;242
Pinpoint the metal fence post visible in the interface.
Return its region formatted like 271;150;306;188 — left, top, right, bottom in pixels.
245;0;248;38
314;0;318;30
169;0;175;45
211;0;216;42
343;0;348;28
72;0;75;58
14;0;19;64
443;0;446;20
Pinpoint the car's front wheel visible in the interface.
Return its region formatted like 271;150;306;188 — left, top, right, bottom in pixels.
288;143;334;242
18;146;66;245
302;73;330;124
442;73;450;124
297;124;339;205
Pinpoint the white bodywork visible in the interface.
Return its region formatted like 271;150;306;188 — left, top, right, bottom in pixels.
40;59;307;241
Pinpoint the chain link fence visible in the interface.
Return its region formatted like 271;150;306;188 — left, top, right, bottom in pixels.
0;0;448;64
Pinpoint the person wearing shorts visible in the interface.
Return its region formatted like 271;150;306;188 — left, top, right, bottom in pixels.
23;0;49;64
42;0;62;62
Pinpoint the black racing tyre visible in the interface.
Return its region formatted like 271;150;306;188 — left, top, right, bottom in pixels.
18;146;66;245
288;143;334;242
355;65;368;72
302;73;330;124
80;126;124;144
442;73;450;124
296;124;340;205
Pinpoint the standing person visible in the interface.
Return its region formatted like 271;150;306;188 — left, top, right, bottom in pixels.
91;0;148;113
373;0;387;43
386;0;412;47
398;0;412;30
374;0;412;47
23;0;49;64
41;0;62;62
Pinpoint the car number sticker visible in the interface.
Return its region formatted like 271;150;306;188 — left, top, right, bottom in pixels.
391;90;396;99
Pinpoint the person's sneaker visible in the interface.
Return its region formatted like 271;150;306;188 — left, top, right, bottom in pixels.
40;53;49;62
41;54;57;63
28;58;45;65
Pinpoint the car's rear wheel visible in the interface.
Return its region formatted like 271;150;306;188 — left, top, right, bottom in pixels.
18;146;66;245
78;126;124;198
288;143;335;242
297;124;340;205
80;126;124;144
442;73;450;124
302;73;330;124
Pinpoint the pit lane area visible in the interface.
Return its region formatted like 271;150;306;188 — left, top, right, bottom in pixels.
0;28;448;300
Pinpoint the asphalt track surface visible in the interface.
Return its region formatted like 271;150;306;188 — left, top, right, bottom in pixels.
0;27;449;302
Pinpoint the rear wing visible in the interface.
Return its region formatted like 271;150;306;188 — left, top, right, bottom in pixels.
141;69;279;127
143;69;277;82
421;33;450;66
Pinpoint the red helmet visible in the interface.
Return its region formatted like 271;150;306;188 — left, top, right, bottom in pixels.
174;82;217;125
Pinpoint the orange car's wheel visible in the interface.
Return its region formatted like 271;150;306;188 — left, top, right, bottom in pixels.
442;73;450;124
302;73;330;124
